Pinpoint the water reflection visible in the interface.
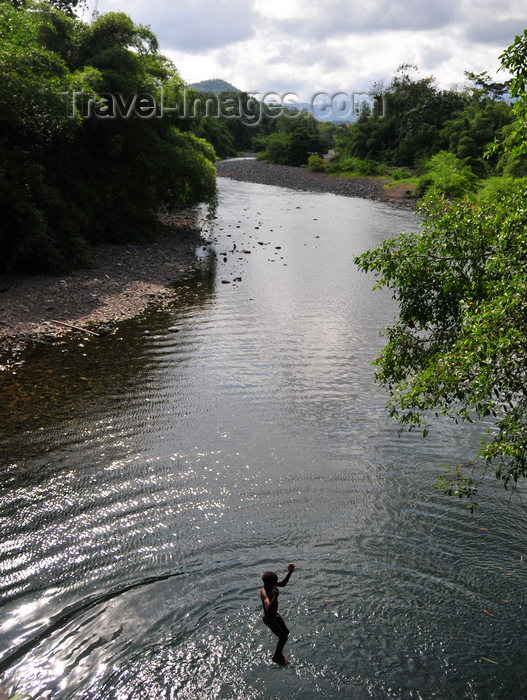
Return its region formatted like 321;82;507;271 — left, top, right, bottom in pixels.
0;179;525;699
0;262;218;453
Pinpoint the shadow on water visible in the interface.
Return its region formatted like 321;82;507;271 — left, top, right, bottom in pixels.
0;249;218;455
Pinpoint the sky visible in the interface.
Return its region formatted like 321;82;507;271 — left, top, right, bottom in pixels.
90;0;526;101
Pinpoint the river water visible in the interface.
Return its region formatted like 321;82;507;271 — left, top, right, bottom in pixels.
0;177;525;699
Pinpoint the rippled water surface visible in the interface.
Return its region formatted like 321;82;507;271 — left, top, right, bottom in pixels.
1;177;525;699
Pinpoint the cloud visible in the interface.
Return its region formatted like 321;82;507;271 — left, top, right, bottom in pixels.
96;0;257;52
93;0;526;100
415;42;456;72
464;18;525;45
458;0;525;45
278;0;461;39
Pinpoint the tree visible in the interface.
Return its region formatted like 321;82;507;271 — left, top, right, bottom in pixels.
488;29;527;160
464;70;510;101
440;73;513;176
258;114;326;167
354;32;527;506
0;2;216;272
5;0;82;14
333;66;467;167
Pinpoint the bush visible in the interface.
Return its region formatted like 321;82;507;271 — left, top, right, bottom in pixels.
390;168;413;181
328;156;386;176
496;132;527;176
416;174;434;198
417;151;477;199
306;155;326;172
475;176;527;204
260;132;290;164
260;126;325;167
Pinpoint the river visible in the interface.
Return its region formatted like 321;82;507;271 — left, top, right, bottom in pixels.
0;177;525;699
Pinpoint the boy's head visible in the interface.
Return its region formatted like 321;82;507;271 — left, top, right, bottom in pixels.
262;571;278;587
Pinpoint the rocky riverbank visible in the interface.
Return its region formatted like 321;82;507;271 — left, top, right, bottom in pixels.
0;159;416;364
216;157;417;206
0;209;205;363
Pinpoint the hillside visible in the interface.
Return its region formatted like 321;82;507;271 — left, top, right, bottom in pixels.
189;78;240;95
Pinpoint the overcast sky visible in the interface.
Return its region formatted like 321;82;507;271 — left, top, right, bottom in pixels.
91;0;526;100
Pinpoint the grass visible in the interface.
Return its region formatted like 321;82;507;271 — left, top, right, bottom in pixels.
328;170;386;179
329;167;418;198
382;177;418;196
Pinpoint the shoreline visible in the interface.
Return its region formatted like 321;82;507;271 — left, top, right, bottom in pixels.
216;157;417;207
0;209;206;364
0;160;417;364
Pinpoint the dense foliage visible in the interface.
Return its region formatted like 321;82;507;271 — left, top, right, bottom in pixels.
0;1;216;273
440;81;511;177
186;89;273;157
333;65;468;168
354;32;527;505
331;64;522;190
416;151;477;198
254;113;332;167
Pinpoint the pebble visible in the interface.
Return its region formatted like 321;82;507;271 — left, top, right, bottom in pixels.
216;158;394;203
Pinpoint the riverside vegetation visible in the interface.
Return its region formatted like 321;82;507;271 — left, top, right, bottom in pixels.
0;0;216;272
354;31;527;505
3;0;525;277
0;0;277;274
254;31;527;503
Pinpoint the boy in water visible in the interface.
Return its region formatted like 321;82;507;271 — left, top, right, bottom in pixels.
260;563;296;665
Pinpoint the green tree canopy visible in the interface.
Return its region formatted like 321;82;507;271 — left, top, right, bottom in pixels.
0;2;216;272
334;65;467;167
5;0;81;13
257;113;327;166
441;99;512;176
354;32;527;506
437;71;514;177
488;29;527;160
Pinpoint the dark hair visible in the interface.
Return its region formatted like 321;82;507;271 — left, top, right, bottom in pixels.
262;571;278;587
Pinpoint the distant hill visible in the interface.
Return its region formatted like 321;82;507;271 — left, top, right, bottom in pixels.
189;79;240;95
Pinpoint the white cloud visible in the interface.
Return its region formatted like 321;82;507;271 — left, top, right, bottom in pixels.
94;0;257;52
278;0;461;38
93;0;526;98
252;0;313;21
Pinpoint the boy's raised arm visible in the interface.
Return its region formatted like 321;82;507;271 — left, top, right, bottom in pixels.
277;562;296;587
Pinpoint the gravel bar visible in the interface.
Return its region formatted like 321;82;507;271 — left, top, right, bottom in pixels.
216;157;395;202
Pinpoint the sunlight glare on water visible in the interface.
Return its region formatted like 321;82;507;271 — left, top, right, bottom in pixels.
0;177;525;699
